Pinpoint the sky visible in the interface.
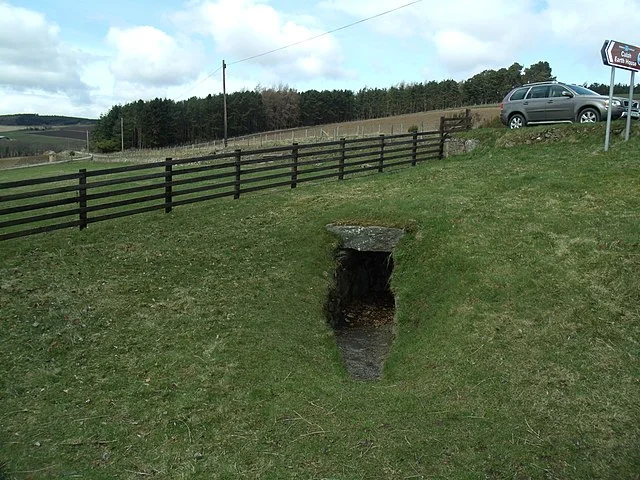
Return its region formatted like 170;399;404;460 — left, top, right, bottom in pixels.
2;0;640;119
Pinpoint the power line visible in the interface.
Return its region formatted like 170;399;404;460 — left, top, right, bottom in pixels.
176;65;222;100
176;0;422;100
228;0;423;66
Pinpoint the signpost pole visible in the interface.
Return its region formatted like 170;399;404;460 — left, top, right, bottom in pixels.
604;66;616;152
625;71;635;141
601;39;640;150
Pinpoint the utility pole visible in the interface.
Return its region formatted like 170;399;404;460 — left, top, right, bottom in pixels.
86;129;89;151
120;116;124;152
223;59;228;148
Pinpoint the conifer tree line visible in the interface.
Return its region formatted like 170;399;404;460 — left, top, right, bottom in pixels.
90;60;625;152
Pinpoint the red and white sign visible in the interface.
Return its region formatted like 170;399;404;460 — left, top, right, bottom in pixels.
601;40;640;72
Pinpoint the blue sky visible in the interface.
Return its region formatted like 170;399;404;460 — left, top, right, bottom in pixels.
2;0;639;118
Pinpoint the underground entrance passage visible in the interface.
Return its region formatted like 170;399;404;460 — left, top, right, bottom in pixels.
325;225;404;381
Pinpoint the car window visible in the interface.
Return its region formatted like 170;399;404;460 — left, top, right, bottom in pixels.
570;85;599;96
526;86;550;99
550;86;570;98
509;88;529;101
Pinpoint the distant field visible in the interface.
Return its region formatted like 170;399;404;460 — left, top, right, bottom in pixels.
0;153;51;169
243;106;500;144
29;125;92;141
0;127;89;159
0;126;26;133
3;126;91;144
93;106;500;164
0;106;498;165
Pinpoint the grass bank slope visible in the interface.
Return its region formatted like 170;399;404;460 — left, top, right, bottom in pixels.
1;126;638;479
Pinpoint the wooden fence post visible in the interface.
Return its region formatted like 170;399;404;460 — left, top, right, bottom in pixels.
291;143;299;189
411;132;418;166
78;168;87;230
465;108;472;130
164;158;172;213
234;149;242;199
339;138;346;180
378;135;385;173
439;116;446;159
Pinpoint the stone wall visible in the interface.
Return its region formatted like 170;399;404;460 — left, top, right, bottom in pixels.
443;138;480;157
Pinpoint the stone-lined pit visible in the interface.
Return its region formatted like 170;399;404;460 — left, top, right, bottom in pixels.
325;225;404;381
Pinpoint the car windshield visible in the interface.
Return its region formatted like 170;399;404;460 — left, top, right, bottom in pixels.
570;85;600;96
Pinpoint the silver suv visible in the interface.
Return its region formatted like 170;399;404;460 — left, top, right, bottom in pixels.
499;82;631;129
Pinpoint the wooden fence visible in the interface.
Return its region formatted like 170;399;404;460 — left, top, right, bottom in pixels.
0;111;471;241
440;109;473;136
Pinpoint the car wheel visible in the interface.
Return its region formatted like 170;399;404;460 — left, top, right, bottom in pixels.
579;108;600;123
509;114;526;129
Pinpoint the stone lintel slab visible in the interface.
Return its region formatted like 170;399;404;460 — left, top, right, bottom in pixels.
326;224;405;252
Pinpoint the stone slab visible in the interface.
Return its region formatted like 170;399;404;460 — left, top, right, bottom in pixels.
326;224;405;252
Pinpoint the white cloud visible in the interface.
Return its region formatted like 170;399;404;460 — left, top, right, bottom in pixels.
319;0;538;38
106;26;204;87
320;0;640;81
545;0;640;63
0;2;89;98
432;31;503;75
0;87;99;118
320;0;546;77
173;0;348;80
319;0;424;38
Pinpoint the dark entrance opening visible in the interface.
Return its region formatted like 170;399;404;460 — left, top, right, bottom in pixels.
326;248;396;380
326;249;395;328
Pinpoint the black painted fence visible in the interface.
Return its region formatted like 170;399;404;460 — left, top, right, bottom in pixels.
0;112;471;241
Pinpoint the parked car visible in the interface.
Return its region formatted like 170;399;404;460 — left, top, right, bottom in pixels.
499;82;632;129
621;99;640;120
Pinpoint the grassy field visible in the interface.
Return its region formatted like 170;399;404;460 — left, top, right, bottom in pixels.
0;127;26;133
92;106;498;165
0;124;639;479
28;126;92;141
0;154;53;170
0;129;88;161
0;129;87;148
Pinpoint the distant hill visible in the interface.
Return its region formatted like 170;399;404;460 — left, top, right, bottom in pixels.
0;114;97;127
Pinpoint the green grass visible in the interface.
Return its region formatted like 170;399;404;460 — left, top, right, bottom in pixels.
0;130;86;159
0;138;426;241
0;130;84;146
1;125;639;479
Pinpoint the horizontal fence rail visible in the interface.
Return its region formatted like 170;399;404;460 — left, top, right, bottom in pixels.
440;109;472;136
0;112;471;241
